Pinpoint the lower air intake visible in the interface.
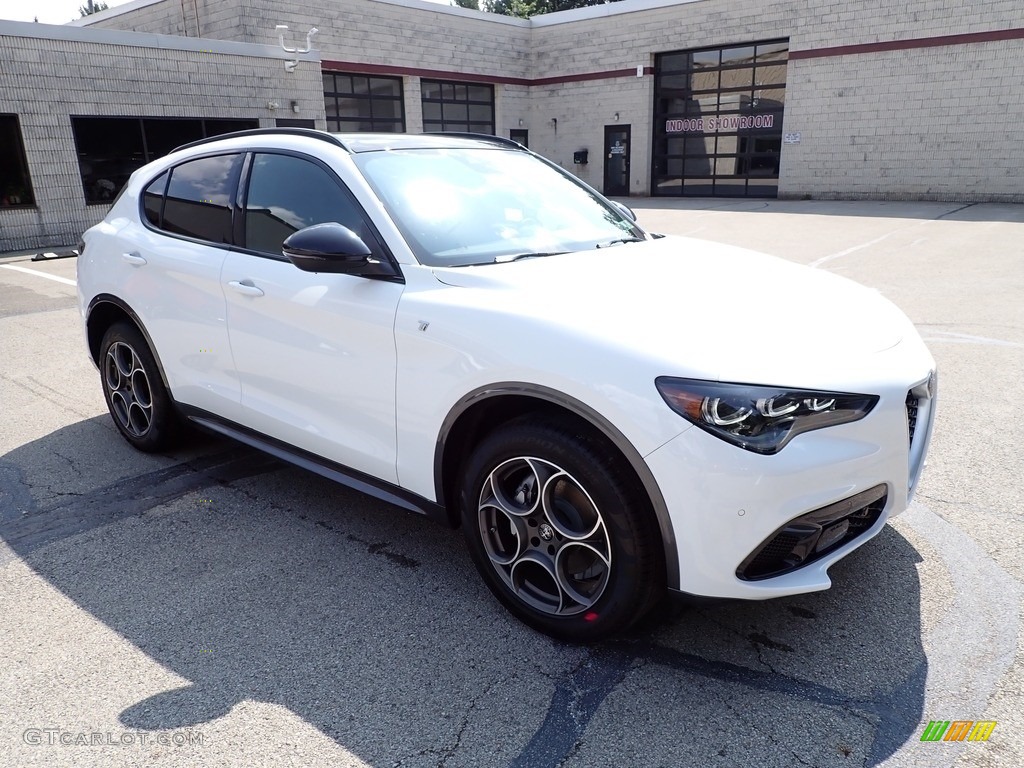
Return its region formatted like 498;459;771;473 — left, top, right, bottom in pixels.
906;392;919;449
737;484;887;581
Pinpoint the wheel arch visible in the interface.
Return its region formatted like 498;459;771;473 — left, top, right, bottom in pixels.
434;382;680;590
86;294;172;395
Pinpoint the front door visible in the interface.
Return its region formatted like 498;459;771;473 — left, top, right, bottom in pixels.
223;151;403;482
603;125;630;196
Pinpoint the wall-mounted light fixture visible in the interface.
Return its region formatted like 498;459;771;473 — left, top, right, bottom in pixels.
613;112;620;122
290;100;300;113
518;118;524;127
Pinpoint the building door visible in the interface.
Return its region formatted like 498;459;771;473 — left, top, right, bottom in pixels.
603;125;630;196
510;129;528;148
651;40;788;197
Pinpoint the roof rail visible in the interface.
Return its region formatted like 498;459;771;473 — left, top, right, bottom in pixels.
170;127;350;155
421;132;527;150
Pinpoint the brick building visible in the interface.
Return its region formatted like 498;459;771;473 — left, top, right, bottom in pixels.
2;0;1022;253
0;20;322;252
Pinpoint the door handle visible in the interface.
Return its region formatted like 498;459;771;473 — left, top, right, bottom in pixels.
227;280;265;298
122;252;147;266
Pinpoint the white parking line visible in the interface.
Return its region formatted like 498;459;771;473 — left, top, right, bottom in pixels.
921;330;1022;348
0;263;77;287
809;231;897;268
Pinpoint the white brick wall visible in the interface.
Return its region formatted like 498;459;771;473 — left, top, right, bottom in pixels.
87;0;531;79
781;40;1024;200
529;0;1024;199
0;23;323;253
56;0;1024;203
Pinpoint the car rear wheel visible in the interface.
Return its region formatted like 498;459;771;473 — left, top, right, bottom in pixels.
99;321;182;452
460;416;664;642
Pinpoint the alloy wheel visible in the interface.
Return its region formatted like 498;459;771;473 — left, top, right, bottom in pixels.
104;341;153;438
477;456;611;616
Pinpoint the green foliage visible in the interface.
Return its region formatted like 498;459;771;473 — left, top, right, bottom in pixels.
453;0;481;8
486;0;613;18
79;2;110;16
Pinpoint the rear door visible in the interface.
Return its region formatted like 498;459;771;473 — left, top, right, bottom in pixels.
222;151;404;482
126;153;244;421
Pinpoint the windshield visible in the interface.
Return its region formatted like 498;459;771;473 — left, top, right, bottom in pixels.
353;147;645;267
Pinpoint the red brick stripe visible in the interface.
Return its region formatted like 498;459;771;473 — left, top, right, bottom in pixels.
790;27;1024;60
321;59;653;86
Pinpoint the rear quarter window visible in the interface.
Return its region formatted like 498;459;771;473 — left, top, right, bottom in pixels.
142;171;168;227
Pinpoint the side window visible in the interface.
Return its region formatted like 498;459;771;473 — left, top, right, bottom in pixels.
162;154;239;244
243;153;378;256
142;171;168;227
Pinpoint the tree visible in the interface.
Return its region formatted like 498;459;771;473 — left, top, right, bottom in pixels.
486;0;613;18
453;0;480;9
79;2;110;16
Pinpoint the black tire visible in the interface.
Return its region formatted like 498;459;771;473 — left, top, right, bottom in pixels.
459;416;665;642
99;321;183;452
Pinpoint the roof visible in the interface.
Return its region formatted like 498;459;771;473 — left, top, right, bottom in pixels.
170;128;524;156
339;132;524;153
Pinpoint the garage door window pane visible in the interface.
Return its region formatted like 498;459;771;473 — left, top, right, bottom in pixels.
421;79;494;135
72;117;145;204
0;114;35;208
323;72;405;133
654;39;788;198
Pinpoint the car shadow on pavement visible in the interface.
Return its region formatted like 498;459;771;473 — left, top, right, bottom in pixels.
1;420;927;767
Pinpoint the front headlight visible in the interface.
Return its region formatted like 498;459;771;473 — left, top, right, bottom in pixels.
655;377;878;454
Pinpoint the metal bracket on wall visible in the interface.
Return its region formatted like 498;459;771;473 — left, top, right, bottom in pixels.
276;24;319;73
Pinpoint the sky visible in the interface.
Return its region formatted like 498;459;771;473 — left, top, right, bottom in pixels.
0;0;125;24
1;0;452;26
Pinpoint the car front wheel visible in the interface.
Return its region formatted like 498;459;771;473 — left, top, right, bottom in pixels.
460;416;664;642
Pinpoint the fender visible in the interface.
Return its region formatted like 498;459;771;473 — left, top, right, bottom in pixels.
86;294;173;395
434;381;680;590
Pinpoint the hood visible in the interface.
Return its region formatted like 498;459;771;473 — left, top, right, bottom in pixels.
430;236;910;386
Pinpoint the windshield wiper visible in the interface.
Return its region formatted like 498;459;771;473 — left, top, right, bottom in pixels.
595;236;645;248
493;251;567;263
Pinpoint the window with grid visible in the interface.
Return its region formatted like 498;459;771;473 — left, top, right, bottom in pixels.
323;72;405;133
420;80;494;135
652;40;788;198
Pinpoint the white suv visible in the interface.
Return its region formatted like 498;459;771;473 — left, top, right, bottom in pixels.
78;129;936;641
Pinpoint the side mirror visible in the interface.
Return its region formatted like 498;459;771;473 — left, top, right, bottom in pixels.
282;223;399;278
610;200;637;222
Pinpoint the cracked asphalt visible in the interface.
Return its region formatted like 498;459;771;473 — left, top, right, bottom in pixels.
1;199;1021;767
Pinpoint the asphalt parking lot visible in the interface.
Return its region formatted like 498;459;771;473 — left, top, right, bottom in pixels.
1;198;1022;768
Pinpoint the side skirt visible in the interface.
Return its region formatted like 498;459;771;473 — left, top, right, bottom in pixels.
179;405;451;526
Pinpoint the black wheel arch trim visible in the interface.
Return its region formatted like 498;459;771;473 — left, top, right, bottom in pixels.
434;382;681;590
179;405;448;524
86;294;173;395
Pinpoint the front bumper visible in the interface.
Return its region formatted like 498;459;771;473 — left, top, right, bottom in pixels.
645;365;936;600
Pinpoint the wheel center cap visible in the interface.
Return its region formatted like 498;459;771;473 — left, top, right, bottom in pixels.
539;523;554;541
